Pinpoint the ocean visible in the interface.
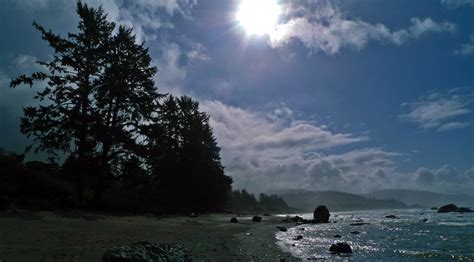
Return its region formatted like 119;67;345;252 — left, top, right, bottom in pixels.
276;209;474;261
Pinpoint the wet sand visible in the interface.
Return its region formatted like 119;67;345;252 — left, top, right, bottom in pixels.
0;210;299;261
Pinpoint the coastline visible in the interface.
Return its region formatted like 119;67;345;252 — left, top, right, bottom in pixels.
0;210;300;261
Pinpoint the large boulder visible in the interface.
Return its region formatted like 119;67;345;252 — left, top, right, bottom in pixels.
252;216;262;222
102;241;190;262
329;242;352;253
313;205;330;223
230;217;239;223
437;204;459;213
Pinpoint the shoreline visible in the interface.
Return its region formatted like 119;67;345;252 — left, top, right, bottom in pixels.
0;210;300;261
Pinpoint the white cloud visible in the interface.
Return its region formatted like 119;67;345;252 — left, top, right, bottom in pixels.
155;40;209;96
90;0;193;42
202;100;366;156
441;0;474;8
200;100;404;193
415;167;435;185
268;3;455;54
455;35;474;55
12;0;197;42
466;167;474;178
414;165;474;189
199;100;474;194
400;88;473;132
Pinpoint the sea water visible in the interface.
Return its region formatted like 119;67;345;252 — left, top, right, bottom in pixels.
276;209;474;261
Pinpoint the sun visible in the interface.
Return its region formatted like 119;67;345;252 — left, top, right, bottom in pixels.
237;0;281;36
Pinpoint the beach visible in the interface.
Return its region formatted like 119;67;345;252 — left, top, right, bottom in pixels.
0;210;299;261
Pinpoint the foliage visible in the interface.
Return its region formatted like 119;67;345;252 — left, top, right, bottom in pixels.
227;190;290;212
7;2;232;213
144;96;232;211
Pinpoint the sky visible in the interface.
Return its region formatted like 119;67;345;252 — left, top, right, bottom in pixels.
0;0;473;195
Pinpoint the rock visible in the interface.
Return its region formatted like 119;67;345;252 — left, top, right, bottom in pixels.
385;215;397;219
293;235;303;240
438;204;458;213
299;228;305;231
350;231;360;235
457;207;473;213
102;241;190;262
252;216;262;222
350;222;370;226
0;196;12;211
420;218;428;223
230;217;239;223
313;205;330;223
333;221;338;223
431;207;437;210
329;242;352;254
334;234;342;238
282;215;304;223
277;226;287;232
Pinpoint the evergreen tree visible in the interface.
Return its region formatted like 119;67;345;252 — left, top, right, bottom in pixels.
144;95;232;211
10;2;160;201
10;2;114;160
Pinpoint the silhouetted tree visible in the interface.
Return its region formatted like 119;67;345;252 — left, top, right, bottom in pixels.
91;25;160;200
10;3;160;202
9;2;232;212
227;190;290;212
144;96;232;211
258;193;289;211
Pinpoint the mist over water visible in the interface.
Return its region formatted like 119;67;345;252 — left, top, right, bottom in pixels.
276;209;474;261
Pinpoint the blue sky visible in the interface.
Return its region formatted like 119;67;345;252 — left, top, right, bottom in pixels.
0;0;473;194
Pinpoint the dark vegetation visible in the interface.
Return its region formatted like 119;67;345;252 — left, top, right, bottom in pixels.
226;189;294;213
3;2;235;214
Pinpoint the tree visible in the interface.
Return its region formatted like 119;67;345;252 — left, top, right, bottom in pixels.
144;96;232;211
10;2;232;212
10;2;160;202
91;25;161;200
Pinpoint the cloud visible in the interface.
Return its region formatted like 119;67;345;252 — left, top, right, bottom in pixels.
90;0;197;42
268;2;455;54
413;165;473;187
200;100;406;193
415;167;436;185
201;101;366;156
12;0;197;42
400;88;473;132
441;0;474;8
155;39;209;96
455;35;474;55
199;100;474;194
466;167;474;179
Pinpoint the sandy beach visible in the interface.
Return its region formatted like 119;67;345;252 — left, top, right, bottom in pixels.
0;210;299;261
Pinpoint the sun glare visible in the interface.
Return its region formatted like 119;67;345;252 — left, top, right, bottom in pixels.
237;0;281;36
